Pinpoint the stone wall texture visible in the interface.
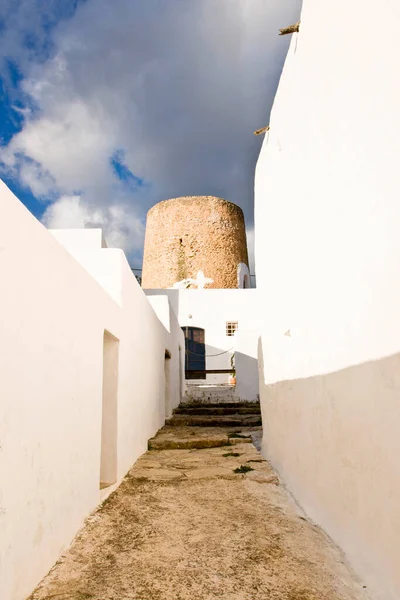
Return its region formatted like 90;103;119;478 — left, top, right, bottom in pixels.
142;196;249;289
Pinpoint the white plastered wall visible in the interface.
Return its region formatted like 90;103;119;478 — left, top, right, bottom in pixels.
234;330;259;402
255;1;400;598
147;294;186;417
50;228;107;251
146;289;260;400
0;181;183;600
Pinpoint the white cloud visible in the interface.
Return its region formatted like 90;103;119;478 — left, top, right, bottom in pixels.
0;0;77;72
19;160;56;198
1;0;302;262
42;195;144;255
42;195;99;229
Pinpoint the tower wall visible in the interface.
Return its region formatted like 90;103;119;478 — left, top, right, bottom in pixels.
142;196;249;289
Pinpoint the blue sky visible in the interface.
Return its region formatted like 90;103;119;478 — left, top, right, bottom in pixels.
0;0;83;218
1;60;42;216
0;0;301;267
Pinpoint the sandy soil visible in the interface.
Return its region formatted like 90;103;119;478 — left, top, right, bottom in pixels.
28;441;369;600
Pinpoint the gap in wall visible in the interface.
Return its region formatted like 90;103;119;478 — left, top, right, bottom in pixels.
100;330;119;489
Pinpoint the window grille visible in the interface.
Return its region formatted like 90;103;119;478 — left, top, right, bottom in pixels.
226;321;238;336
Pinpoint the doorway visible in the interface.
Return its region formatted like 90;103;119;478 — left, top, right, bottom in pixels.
100;330;119;489
182;326;206;379
164;349;172;419
178;345;183;402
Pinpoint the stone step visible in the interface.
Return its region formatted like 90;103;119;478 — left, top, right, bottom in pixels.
179;401;260;410
165;414;262;428
185;385;240;404
174;405;261;416
148;426;255;450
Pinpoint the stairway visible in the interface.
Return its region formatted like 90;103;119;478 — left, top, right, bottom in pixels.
167;401;262;428
148;400;262;451
185;383;239;404
30;400;368;600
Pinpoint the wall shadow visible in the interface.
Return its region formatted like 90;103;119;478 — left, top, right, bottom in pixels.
258;340;400;600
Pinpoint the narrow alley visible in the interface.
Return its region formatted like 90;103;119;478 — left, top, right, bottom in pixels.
28;401;369;600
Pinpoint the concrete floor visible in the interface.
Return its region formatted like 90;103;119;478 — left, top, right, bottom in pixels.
28;435;370;600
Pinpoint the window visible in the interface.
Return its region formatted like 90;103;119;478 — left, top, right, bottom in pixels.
226;321;238;336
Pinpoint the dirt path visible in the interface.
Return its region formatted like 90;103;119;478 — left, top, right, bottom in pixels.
29;440;369;600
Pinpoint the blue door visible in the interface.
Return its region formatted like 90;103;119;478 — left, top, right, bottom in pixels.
182;326;205;379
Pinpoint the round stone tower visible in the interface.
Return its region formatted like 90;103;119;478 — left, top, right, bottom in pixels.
142;196;249;289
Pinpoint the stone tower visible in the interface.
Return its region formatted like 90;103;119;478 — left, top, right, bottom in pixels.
142;196;250;289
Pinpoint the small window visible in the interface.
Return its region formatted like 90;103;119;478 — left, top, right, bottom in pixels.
226;321;238;336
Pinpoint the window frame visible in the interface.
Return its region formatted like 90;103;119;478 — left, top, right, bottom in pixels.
225;321;239;337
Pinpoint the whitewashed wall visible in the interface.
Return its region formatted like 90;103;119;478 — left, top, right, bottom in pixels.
234;330;259;403
255;1;400;598
0;181;183;600
146;289;260;400
147;294;186;417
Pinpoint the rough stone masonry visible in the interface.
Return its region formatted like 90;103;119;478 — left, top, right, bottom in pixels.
142;196;249;289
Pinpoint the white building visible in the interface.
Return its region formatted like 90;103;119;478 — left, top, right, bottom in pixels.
0;181;186;600
3;0;400;597
255;0;400;598
0;180;261;600
146;288;260;402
